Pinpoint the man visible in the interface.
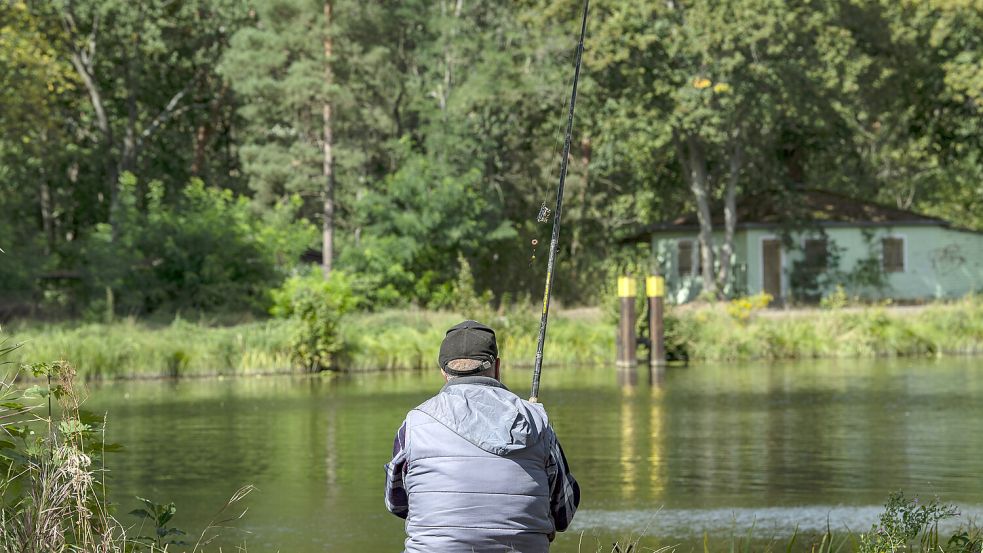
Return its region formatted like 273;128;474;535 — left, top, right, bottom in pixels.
385;320;580;552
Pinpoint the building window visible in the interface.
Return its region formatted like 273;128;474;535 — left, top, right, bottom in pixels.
804;239;828;270
882;237;905;273
677;240;694;276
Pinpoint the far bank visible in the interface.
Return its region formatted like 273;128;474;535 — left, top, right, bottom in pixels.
2;295;981;380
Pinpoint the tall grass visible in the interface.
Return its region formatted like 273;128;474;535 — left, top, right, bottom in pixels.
0;348;254;552
5;318;297;379
670;295;983;361
0;358;128;552
4;295;983;379
2;309;612;378
340;307;612;371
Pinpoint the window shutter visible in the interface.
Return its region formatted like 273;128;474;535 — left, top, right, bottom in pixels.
677;240;694;276
882;237;904;273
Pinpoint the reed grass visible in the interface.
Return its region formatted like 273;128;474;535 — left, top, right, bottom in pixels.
671;294;983;361
4;318;297;380
3;295;982;380
339;307;612;371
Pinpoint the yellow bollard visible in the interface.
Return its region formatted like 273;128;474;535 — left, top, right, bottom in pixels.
617;276;637;368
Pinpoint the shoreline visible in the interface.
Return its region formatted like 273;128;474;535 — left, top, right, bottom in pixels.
3;296;981;381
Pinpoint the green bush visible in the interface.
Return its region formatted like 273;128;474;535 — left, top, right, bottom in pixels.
270;269;358;371
81;174;316;316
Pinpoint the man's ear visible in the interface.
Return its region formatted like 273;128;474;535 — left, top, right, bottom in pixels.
441;369;450;382
494;358;501;380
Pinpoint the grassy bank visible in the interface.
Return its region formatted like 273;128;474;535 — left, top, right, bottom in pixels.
670;294;983;361
340;308;611;371
1;309;611;379
3;295;982;379
4;318;298;379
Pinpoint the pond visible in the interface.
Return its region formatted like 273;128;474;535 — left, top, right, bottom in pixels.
86;357;983;551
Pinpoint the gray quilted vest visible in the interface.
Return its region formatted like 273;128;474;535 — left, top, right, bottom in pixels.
403;377;553;553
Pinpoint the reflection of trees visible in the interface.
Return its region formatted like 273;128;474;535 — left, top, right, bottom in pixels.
655;360;983;506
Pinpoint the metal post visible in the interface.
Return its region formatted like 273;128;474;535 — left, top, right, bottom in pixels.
616;276;637;368
647;275;666;368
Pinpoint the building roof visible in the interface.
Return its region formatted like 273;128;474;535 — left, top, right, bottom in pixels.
626;189;957;240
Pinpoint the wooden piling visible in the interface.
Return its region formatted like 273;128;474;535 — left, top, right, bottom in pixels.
616;276;637;368
647;275;666;368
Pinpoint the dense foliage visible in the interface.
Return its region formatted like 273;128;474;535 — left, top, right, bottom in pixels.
270;268;357;369
1;0;981;316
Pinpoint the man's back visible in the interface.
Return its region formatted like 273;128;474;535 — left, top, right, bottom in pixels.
404;378;553;552
384;321;579;552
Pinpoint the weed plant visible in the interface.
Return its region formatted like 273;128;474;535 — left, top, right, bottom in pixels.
0;344;254;552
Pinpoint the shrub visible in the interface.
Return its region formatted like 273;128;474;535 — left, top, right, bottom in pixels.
820;285;850;310
427;254;493;315
270;269;358;371
726;293;773;323
82;174;316;316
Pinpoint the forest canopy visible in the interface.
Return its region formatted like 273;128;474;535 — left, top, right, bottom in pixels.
1;0;981;317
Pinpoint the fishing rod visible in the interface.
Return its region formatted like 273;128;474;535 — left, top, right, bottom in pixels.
530;0;589;403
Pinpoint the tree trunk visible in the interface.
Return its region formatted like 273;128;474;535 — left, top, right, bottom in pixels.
321;0;334;278
121;60;138;176
679;134;717;296
39;178;54;256
570;136;591;258
191;82;229;178
68;39;118;235
717;139;742;296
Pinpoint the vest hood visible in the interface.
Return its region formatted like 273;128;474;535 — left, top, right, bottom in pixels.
415;379;548;456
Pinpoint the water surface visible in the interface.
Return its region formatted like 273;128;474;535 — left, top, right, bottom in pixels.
86;358;983;551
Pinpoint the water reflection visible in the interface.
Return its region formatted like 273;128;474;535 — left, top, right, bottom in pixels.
649;365;666;389
649;382;665;500
617;366;639;388
82;358;983;552
619;375;636;500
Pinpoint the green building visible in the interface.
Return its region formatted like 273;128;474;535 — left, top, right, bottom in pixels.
636;190;983;304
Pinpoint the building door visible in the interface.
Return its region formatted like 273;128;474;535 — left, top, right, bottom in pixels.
762;238;782;302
